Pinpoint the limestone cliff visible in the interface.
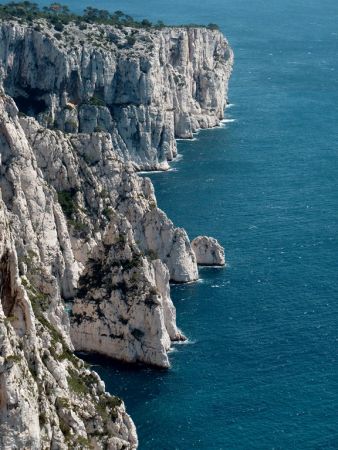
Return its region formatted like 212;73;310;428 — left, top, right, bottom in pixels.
0;93;139;449
0;90;198;372
0;20;233;170
0;15;232;450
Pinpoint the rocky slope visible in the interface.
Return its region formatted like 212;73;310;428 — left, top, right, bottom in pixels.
0;19;233;170
0;16;232;450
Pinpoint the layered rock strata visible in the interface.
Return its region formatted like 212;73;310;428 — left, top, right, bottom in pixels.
0;20;233;170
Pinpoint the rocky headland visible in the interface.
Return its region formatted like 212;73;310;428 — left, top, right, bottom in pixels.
0;7;233;449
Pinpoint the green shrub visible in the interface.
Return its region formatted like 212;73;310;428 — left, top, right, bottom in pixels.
88;96;105;107
67;370;89;395
76;436;92;447
125;35;136;47
68;219;87;232
54;22;64;32
39;412;47;426
97;395;122;421
207;23;220;30
0;2;219;34
59;417;71;440
102;206;112;220
27;287;49;313
57;189;78;219
6;354;22;363
65;120;78;132
122;254;141;270
146;249;158;260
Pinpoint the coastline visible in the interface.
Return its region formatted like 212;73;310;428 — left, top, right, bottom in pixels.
0;7;232;448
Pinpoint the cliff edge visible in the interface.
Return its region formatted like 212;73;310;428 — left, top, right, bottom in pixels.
0;10;232;449
0;19;233;170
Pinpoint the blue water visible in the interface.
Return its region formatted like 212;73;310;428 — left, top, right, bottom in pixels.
29;0;338;447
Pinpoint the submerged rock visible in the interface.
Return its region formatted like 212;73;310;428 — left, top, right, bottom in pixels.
191;236;226;266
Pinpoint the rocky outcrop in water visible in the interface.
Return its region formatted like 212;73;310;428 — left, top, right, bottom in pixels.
0;20;233;170
191;236;226;266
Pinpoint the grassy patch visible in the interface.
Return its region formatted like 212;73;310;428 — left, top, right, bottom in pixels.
87;96;105;107
5;354;22;363
67;370;89;395
97;395;122;422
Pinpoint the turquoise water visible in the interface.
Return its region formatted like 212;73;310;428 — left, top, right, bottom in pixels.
31;0;338;447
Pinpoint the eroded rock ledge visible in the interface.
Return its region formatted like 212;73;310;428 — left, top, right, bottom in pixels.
0;17;232;450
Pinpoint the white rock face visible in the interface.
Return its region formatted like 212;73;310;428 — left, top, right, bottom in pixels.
0;17;233;448
0;92;194;369
0;20;233;170
191;236;226;266
0;94;138;449
70;221;185;368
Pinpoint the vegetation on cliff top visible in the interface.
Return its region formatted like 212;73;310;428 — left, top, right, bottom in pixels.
0;2;220;30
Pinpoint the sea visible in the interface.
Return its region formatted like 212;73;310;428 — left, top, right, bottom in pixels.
27;0;338;448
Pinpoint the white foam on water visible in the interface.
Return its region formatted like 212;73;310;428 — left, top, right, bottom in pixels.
138;170;164;175
199;264;227;269
138;168;178;175
226;103;235;109
173;154;183;162
171;339;196;346
176;136;199;142
168;347;178;353
221;118;236;123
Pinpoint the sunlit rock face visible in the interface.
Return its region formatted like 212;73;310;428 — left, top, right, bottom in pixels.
0;95;138;450
0;92;195;372
0;16;232;448
0;21;233;170
191;236;226;266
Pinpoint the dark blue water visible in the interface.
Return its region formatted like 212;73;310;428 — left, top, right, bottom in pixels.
31;0;338;447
